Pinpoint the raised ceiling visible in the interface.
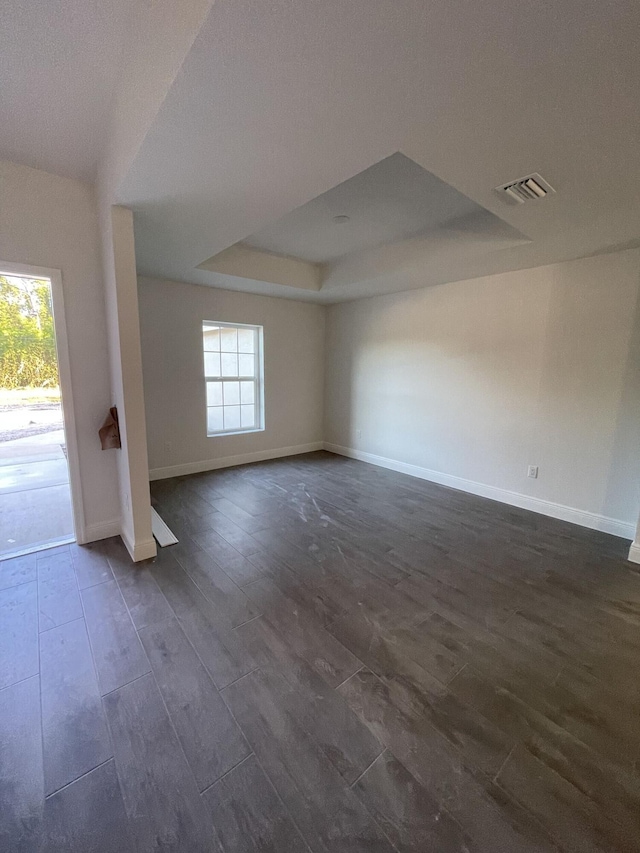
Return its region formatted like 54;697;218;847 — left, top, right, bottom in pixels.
243;153;499;265
2;0;640;301
198;153;529;292
118;0;640;302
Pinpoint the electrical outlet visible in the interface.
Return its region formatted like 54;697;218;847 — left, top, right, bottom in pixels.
164;441;172;454
356;429;362;440
527;465;539;479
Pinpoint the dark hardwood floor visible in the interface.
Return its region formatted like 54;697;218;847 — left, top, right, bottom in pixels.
1;450;639;852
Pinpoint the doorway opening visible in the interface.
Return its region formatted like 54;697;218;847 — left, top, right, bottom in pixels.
0;272;75;558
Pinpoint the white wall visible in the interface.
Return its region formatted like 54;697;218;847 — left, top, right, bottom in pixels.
99;206;155;560
138;276;325;477
0;159;120;539
325;249;640;537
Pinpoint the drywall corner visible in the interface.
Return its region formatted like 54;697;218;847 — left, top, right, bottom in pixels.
100;204;156;561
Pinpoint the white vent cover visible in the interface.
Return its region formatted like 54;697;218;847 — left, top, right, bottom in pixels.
496;173;555;204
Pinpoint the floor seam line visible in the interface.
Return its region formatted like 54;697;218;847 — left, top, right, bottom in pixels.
0;671;40;693
220;667;261;691
75;548;118;769
44;757;113;799
134;564;258;805
38;612;85;635
0;577;38;591
100;669;152;699
217;678;315;853
349;748;387;789
232;612;262;629
199;752;255;795
492;743;517;783
333;665;364;691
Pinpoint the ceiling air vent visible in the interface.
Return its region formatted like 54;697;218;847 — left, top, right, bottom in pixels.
496;173;555;204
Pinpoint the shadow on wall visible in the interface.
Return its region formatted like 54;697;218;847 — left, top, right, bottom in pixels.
534;257;640;524
336;270;549;484
602;268;640;525
327;251;640;529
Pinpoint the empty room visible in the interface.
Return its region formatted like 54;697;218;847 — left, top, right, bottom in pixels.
1;1;640;851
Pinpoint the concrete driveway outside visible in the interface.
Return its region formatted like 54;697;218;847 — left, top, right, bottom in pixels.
0;429;74;558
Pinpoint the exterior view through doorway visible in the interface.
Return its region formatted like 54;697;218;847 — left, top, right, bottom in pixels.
0;265;79;558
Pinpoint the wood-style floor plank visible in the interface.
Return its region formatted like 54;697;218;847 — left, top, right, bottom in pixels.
0;552;37;590
497;743;636;853
81;579;150;695
202;754;309;853
194;519;261;559
38;549;82;631
103;673;220;852
338;667;555;852
236;614;383;785
70;542;113;589
0;675;43;853
40;618;112;796
43;759;132;853
244;576;361;688
175;547;258;627
116;565;174;630
149;551;259;689
0;580;38;689
329;612;514;778
2;451;639;850
223;666;395;853
139;616;250;791
353;749;478;853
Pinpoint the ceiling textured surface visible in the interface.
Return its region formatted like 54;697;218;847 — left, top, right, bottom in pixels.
118;0;640;302
0;0;144;181
243;153;497;265
2;0;640;299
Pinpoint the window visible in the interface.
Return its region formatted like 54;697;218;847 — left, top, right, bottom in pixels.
203;321;264;435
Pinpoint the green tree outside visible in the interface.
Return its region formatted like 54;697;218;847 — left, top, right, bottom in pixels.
0;276;59;389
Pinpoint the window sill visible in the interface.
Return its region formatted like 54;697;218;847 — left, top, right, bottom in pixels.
207;427;265;438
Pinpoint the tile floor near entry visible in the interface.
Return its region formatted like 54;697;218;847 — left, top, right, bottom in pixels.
1;451;640;851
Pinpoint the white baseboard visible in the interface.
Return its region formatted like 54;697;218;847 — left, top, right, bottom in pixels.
324;443;635;540
82;519;156;562
628;542;640;564
149;441;324;481
120;524;157;562
79;519;121;545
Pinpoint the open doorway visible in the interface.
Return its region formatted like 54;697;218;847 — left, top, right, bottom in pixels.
0;269;77;558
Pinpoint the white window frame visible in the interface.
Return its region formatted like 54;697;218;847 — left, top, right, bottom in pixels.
203;320;265;436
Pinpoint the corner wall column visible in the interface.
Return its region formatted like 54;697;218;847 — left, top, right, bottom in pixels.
100;204;156;561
